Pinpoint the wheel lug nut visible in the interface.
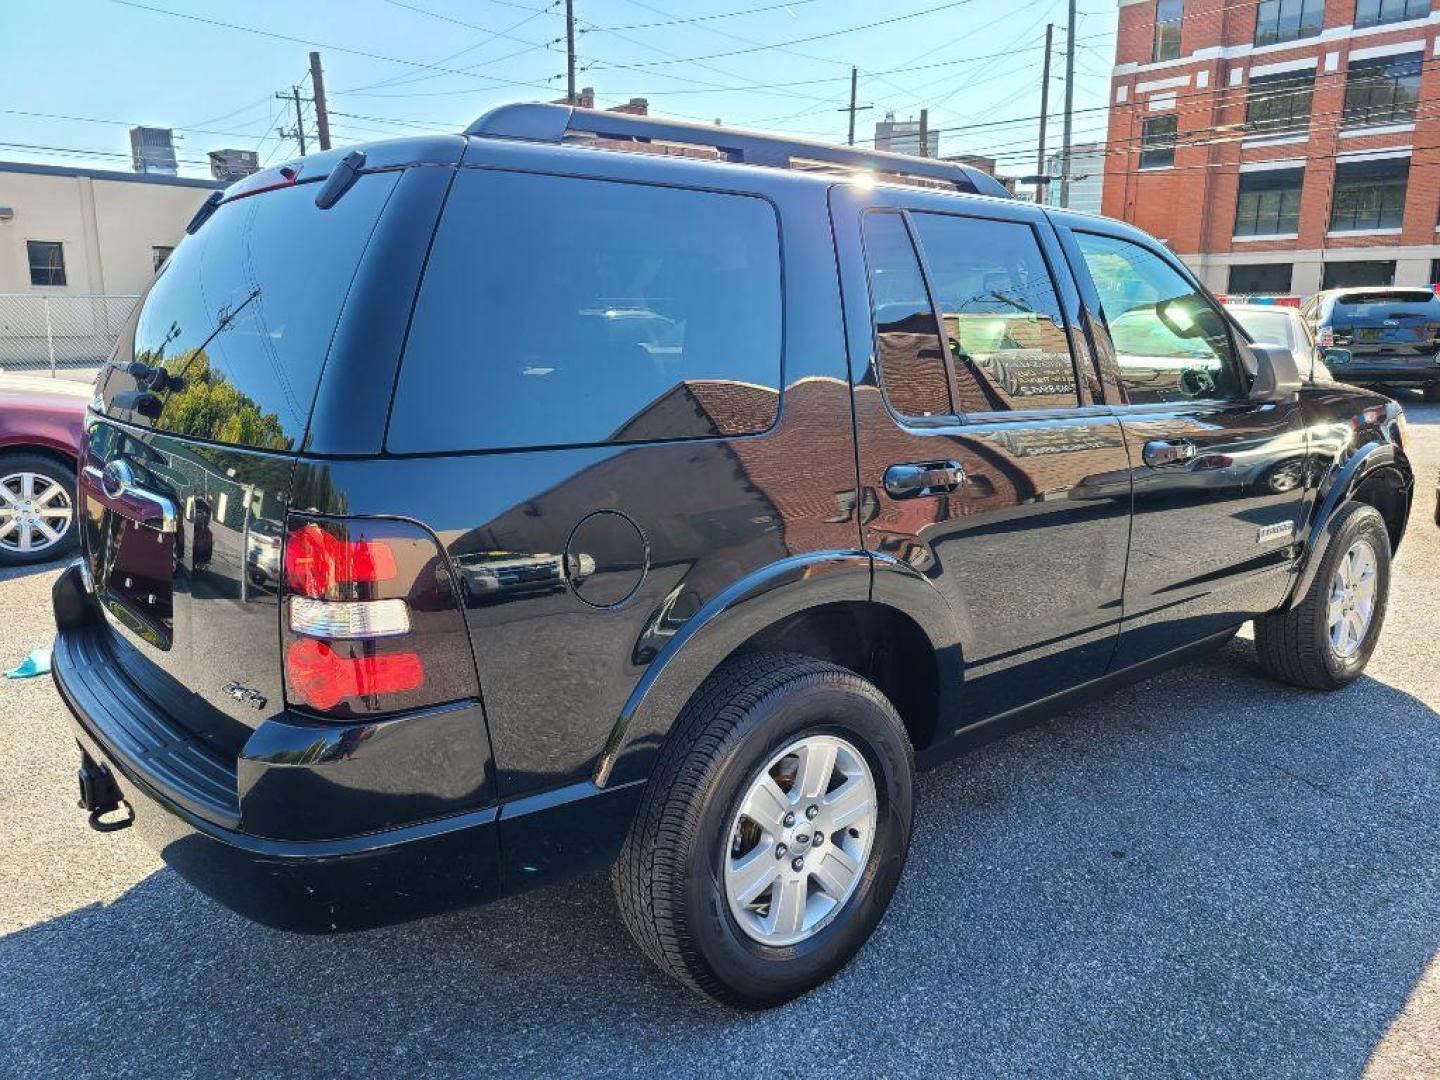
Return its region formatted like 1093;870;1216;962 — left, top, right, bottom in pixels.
775;843;788;858
791;857;804;872
813;831;824;847
782;811;795;827
805;804;818;820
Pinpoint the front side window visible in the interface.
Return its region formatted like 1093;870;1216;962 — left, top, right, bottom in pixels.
26;241;65;287
1073;233;1243;405
862;213;952;418
1254;0;1323;46
1355;0;1429;27
1245;69;1315;136
909;212;1080;411
1234;168;1304;236
388;170;783;453
1343;52;1423;127
1153;0;1184;62
1140;115;1178;169
1330;157;1409;232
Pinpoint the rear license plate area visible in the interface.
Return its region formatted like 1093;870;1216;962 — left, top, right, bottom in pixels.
98;516;175;649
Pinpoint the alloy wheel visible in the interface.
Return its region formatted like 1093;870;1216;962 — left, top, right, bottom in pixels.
723;734;878;948
0;471;73;556
1328;538;1378;659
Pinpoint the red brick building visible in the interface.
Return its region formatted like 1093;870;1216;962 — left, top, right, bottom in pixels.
1105;0;1440;295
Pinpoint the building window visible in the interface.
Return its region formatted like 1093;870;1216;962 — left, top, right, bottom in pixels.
1355;0;1429;28
26;241;66;287
1140;114;1178;169
1253;0;1323;46
1330;157;1409;232
1245;69;1314;136
1153;0;1183;62
1343;52;1423;128
1227;264;1294;294
1321;261;1396;289
1234;168;1304;236
152;246;174;274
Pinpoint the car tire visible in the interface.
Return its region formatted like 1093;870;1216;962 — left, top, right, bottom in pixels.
1254;502;1391;691
611;651;914;1010
1423;382;1440;403
0;453;79;567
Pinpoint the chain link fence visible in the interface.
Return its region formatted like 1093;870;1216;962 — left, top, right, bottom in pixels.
0;294;139;377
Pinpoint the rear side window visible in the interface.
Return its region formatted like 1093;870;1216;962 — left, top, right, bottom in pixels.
861;212;952;418
1073;232;1244;405
909;212;1080;411
387;170;782;453
101;173;401;451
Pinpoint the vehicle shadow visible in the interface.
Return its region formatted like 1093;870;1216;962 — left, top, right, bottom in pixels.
4;638;1440;1077
0;555;69;589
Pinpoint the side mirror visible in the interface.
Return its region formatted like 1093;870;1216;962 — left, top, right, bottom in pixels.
1247;342;1302;400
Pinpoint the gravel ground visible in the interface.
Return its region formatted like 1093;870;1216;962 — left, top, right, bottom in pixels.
1;401;1438;1079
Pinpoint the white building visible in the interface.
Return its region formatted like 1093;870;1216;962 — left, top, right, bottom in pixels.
0;160;222;297
1044;142;1107;217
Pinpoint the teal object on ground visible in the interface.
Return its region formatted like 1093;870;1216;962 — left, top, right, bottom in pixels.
4;647;52;679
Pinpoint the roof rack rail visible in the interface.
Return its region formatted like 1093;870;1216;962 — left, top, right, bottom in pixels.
464;103;1013;199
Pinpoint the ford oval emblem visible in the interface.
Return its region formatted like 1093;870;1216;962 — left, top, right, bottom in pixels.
101;459;135;500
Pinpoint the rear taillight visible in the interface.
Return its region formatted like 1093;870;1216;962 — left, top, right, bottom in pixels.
281;516;477;719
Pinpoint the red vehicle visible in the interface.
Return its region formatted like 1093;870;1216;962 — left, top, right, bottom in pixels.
0;374;87;566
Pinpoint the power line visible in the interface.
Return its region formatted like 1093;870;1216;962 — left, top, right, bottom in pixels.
591;0;825;32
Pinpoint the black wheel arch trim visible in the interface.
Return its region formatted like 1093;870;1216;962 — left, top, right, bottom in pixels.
594;549;963;789
1286;438;1412;610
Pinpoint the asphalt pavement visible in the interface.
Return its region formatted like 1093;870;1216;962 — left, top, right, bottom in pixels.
2;400;1438;1079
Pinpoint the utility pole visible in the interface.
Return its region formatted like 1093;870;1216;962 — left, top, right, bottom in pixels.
565;0;577;105
1037;23;1053;206
1060;0;1077;208
276;86;307;156
309;52;331;151
838;66;872;146
919;108;930;158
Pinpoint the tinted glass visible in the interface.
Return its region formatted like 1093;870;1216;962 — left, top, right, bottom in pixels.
1140;115;1177;169
1234;168;1304;237
388;169;782;452
1330;157;1409;232
911;212;1079;411
26;241;65;286
1245;70;1314;136
1153;0;1183;61
1075;232;1243;405
862;213;951;418
1227;263;1293;294
100;173;401;450
1330;290;1440;322
1343;53;1422;127
1254;0;1323;45
1321;260;1396;290
1356;0;1429;25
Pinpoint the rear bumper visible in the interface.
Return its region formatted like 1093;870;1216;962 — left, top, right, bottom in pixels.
1324;354;1440;385
50;562;502;932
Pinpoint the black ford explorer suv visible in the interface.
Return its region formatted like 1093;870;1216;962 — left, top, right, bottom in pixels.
53;105;1413;1009
1302;287;1440;401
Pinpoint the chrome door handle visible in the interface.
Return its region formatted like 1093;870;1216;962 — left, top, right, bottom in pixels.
1142;439;1197;469
883;460;965;498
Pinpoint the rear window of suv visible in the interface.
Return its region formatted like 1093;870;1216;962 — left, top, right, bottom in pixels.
386;169;783;453
99;172;402;451
1331;290;1440;320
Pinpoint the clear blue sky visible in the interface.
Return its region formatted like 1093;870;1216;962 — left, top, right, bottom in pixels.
0;0;1117;179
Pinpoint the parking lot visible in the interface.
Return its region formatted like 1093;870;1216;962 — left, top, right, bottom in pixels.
0;400;1435;1078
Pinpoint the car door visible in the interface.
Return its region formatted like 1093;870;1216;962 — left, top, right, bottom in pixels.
832;185;1133;736
1055;221;1311;668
